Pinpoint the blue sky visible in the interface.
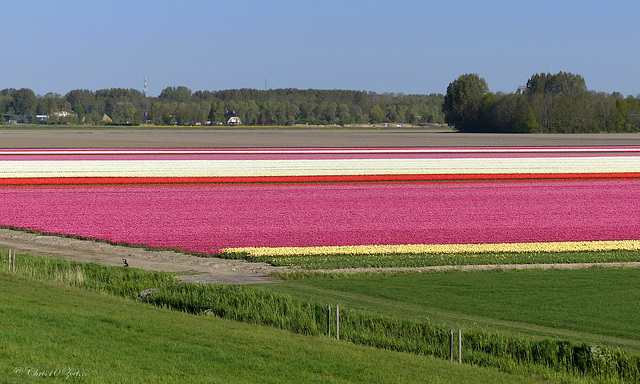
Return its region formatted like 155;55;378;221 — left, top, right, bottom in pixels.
4;0;639;97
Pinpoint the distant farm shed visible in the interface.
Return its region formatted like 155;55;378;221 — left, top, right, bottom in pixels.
224;111;242;126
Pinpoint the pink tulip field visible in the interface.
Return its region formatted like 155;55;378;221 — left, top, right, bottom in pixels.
1;146;639;256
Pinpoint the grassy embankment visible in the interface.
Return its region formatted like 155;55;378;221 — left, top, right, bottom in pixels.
3;250;640;383
2;273;534;384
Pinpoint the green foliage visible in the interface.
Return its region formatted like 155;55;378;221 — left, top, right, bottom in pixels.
612;99;632;132
11;88;37;116
526;72;588;96
515;105;540;133
159;86;192;102
65;89;95;112
71;104;85;119
369;104;384;123
0;87;445;127
443;71;639;133
442;73;489;132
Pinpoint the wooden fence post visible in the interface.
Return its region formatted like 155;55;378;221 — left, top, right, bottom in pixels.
450;329;454;361
8;250;15;273
327;305;331;337
336;305;340;341
458;329;462;364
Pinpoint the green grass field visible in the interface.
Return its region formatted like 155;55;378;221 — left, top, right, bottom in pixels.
5;249;640;382
0;273;542;384
254;268;640;353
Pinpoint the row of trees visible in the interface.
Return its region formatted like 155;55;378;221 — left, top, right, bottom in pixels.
0;87;445;126
442;72;640;133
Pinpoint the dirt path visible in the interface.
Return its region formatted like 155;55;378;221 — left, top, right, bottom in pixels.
2;128;640;148
2;228;639;284
0;228;287;284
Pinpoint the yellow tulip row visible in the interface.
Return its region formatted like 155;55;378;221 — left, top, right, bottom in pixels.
224;240;640;257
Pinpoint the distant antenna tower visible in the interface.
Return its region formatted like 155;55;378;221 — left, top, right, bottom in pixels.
143;77;148;97
265;77;268;90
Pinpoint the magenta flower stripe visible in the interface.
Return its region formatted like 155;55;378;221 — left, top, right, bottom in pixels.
0;181;638;254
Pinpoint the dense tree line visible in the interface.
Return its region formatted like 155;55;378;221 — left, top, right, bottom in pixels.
0;87;445;126
443;72;640;133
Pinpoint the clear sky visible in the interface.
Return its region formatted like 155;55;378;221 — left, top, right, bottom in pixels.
3;0;639;97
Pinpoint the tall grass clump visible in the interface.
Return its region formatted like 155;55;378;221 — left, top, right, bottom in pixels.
1;250;174;298
145;283;325;335
464;330;640;381
339;308;450;358
336;309;639;382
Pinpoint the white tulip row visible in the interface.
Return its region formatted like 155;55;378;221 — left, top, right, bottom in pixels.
0;156;639;178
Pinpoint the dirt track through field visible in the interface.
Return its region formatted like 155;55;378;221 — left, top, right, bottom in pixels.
2;128;640;148
2;128;640;283
0;229;286;284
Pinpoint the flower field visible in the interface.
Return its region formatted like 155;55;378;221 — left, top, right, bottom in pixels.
1;146;639;259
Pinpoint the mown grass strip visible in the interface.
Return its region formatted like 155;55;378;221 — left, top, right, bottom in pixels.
226;249;640;270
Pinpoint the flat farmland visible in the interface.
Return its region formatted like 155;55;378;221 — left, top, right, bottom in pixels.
3;129;640;382
2;127;640;148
